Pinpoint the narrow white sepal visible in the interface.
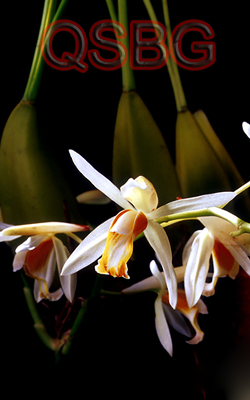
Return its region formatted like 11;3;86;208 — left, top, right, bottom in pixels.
2;221;85;236
149;191;237;219
61;217;113;275
122;266;185;294
52;236;77;303
184;229;214;308
0;222;20;242
69;150;133;210
13;251;27;272
155;295;173;356
149;260;166;290
144;221;177;309
122;275;160;294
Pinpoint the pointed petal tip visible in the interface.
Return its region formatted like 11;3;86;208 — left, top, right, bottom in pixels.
69;149;77;158
61;264;71;276
186;295;195;310
149;260;166;290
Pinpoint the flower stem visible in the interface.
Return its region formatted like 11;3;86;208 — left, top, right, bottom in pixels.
106;0;118;21
162;0;187;111
57;275;105;359
21;273;57;350
23;0;70;103
157;207;243;230
101;289;121;296
142;0;187;111
66;232;83;244
23;0;57;102
234;181;250;197
117;0;136;91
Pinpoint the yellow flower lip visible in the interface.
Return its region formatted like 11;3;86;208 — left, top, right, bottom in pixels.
2;222;89;237
96;209;148;279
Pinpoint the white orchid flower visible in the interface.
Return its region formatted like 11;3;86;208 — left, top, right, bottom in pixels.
0;221;89;302
183;216;250;308
123;261;207;356
61;150;236;309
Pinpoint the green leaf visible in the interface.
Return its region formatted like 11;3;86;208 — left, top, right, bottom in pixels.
193;110;245;190
0;101;85;225
176;109;232;197
112;91;181;205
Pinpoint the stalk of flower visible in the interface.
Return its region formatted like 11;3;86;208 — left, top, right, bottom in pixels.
0;221;89;302
61;150;237;309
123;260;208;356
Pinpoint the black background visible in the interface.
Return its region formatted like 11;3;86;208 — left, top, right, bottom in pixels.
1;1;250;398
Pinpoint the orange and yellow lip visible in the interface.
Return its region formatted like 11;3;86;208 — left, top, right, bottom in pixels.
96;209;148;278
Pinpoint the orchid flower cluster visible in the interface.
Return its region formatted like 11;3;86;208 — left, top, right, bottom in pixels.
2;139;250;356
2;2;250;373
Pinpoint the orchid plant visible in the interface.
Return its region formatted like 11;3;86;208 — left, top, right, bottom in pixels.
1;3;250;395
1;148;250;357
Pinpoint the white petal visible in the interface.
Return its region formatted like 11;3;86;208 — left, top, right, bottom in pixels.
182;230;203;266
122;266;185;294
52;237;77;302
34;280;42;302
13;250;28;271
144;221;177;308
15;235;48;253
149;191;237;219
0;226;20;242
0;234;20;242
149;260;166;290
34;281;63;303
184;229;214;308
196;298;208;315
69;150;133;210
200;215;234;235
110;209;138;235
41;248;57;284
0;222;18;241
242;121;250;138
33;249;57;302
2;221;87;237
122;275;160;294
0;222;12;230
155;295;173;356
61;217;113;275
46;289;64;302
